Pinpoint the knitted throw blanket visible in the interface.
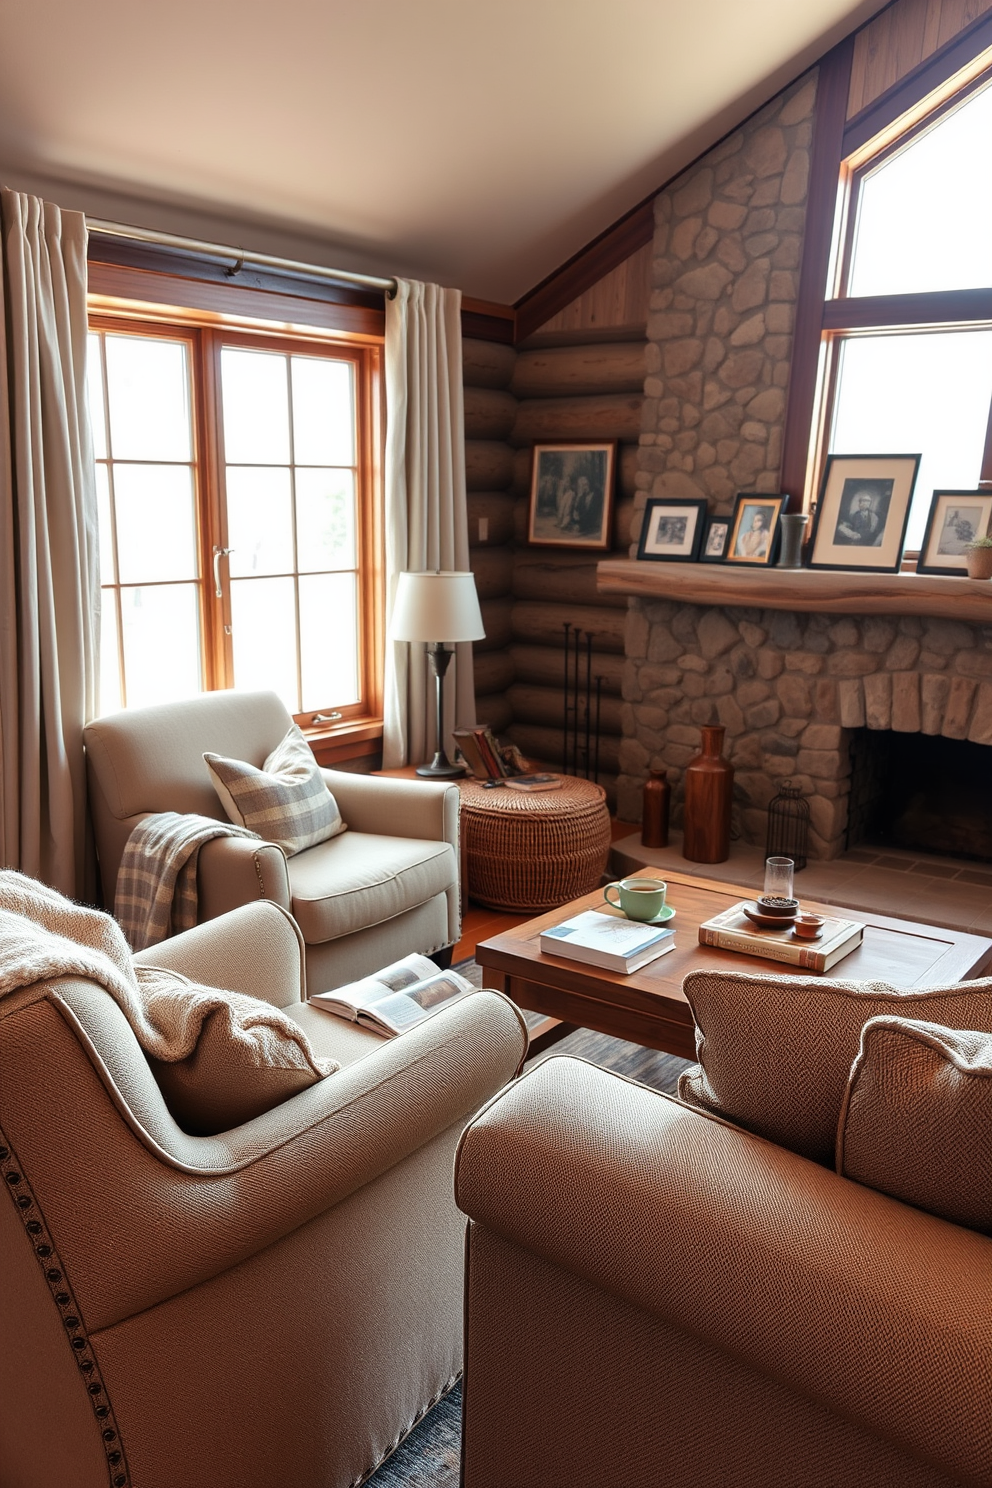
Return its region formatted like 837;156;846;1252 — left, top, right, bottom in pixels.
0;869;330;1077
115;811;259;951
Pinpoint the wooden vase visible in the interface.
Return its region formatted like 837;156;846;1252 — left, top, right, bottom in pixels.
641;767;670;849
682;725;733;864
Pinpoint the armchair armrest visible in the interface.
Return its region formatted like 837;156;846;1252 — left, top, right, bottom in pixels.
321;769;458;847
133;901;306;1009
196;834;290;919
456;1056;992;1487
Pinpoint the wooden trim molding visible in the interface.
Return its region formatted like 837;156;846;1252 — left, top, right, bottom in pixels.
821;287;992;330
596;558;992;624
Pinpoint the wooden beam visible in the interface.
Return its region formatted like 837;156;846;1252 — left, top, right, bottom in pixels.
514;200;655;344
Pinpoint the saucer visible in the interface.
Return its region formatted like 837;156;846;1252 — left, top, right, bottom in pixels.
622;904;675;926
791;927;823;942
742;901;798;930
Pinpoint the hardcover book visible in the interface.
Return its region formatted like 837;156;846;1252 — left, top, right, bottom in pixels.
540;908;675;973
697;903;863;973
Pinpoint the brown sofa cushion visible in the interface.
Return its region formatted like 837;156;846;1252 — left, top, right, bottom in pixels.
678;968;992;1165
837;1016;992;1234
205;723;346;855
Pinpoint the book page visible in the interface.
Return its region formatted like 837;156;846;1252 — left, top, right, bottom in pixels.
358;968;475;1035
310;952;440;1015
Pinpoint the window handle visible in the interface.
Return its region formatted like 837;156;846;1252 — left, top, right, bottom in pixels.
312;712;343;724
212;546;234;598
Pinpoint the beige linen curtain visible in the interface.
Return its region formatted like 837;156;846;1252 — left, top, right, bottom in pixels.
0;188;99;896
382;278;476;769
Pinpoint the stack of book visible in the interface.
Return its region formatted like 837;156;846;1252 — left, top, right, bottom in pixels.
453;725;506;780
697;903;863;972
540;909;675;973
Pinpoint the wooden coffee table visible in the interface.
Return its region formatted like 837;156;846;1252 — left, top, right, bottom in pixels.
476;867;992;1061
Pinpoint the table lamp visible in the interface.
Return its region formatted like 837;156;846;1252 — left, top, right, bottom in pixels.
390;570;485;777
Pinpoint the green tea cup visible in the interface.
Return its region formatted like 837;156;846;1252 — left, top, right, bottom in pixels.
603;877;667;922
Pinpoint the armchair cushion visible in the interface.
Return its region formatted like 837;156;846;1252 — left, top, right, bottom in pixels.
678;968;992;1165
205;723;346;855
837;1016;992;1234
287;832;456;945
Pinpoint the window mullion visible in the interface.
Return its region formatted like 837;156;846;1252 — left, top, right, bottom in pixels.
198;327;233;691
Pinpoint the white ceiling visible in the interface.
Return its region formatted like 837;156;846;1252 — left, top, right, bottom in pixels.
0;0;885;303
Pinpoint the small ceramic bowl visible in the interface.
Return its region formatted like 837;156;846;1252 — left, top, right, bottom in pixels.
756;896;800;918
793;913;825;941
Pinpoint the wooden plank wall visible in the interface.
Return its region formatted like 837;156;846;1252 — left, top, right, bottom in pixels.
848;0;992;115
532;241;653;338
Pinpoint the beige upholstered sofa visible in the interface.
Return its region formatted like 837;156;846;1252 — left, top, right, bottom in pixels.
0;899;527;1488
456;1054;992;1488
83;689;460;991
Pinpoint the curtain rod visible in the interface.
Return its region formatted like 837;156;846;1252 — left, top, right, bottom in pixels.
86;217;397;296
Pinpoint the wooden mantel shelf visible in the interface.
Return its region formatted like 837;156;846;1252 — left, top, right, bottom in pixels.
596;559;992;625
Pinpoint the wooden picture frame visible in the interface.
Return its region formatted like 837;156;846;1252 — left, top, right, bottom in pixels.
916;490;992;575
527;442;616;550
724;495;785;566
808;453;920;572
636;498;708;562
700;515;731;562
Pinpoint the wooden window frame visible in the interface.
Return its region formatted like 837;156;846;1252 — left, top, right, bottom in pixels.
88;278;385;748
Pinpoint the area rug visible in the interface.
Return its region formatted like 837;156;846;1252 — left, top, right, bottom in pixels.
364;962;692;1486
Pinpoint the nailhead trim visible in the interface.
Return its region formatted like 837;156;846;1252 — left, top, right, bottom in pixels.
0;1131;131;1488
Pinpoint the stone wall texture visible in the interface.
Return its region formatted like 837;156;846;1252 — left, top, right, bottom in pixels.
618;606;992;859
634;70;817;527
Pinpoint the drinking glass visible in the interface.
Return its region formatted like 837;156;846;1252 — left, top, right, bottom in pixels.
763;855;795;901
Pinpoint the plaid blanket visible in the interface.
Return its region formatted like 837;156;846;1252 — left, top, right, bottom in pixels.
115;812;259;951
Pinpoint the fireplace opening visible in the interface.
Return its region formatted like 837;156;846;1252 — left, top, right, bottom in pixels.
846;730;992;863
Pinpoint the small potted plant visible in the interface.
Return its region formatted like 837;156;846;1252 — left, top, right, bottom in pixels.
964;535;992;580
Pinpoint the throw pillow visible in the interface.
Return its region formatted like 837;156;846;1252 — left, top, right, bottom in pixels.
837;1016;992;1234
678;969;992;1165
204;724;346;856
143;973;339;1136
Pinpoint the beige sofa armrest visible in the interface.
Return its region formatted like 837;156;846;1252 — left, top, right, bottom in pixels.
196;834;291;919
4;987;527;1335
321;769;458;847
133;901;306;1009
456;1056;992;1486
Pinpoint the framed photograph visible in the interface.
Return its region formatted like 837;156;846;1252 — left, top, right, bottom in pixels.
725;495;785;566
528;442;616;549
808;453;921;572
701;515;731;563
916;490;992;575
636;498;708;562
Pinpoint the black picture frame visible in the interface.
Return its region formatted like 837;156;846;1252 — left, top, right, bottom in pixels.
636;498;708;562
807;453;920;573
916;489;992;575
724;494;785;566
700;516;731;562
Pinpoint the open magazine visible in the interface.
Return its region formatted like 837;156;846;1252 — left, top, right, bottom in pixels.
308;953;474;1036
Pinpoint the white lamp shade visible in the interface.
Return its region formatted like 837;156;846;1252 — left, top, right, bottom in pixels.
390;571;485;643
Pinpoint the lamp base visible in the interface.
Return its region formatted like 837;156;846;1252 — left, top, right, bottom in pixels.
415;753;466;779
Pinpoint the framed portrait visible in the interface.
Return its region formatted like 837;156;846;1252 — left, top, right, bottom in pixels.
701;515;731;563
636;498;708;562
724;494;785;566
808;453;920;572
916;490;992;575
527;442;616;550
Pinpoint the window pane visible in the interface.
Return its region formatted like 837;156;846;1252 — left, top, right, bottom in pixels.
230;576;298;711
120;585;201;707
87;333;107;461
226;466;294;577
113;464;198;583
221;348;290;464
105;335;192;461
295;468;356;572
95;464;116;585
300;572;358;711
829;329;992;547
850;82;992;296
99;594;122;716
292;356;355;466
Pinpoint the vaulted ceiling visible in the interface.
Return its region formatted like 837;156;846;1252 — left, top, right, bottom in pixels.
0;0;885;302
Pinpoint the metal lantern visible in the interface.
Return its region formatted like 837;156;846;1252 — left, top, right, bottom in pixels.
765;780;810;871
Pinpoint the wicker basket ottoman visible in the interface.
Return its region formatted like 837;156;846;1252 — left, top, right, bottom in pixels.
458;776;611;912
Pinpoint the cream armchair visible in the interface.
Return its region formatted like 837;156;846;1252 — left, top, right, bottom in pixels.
83;689;460;991
0;900;527;1488
456;1056;992;1488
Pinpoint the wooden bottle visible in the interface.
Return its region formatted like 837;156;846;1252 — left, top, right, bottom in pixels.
641;767;670;849
682;725;733;863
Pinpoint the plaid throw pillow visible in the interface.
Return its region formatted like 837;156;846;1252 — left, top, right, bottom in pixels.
204;724;346;856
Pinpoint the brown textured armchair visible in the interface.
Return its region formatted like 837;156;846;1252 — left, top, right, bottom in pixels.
83;689;461;991
0;900;527;1488
456;1055;992;1488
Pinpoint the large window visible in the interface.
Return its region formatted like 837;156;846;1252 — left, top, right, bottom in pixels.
810;63;992;549
88;315;382;727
